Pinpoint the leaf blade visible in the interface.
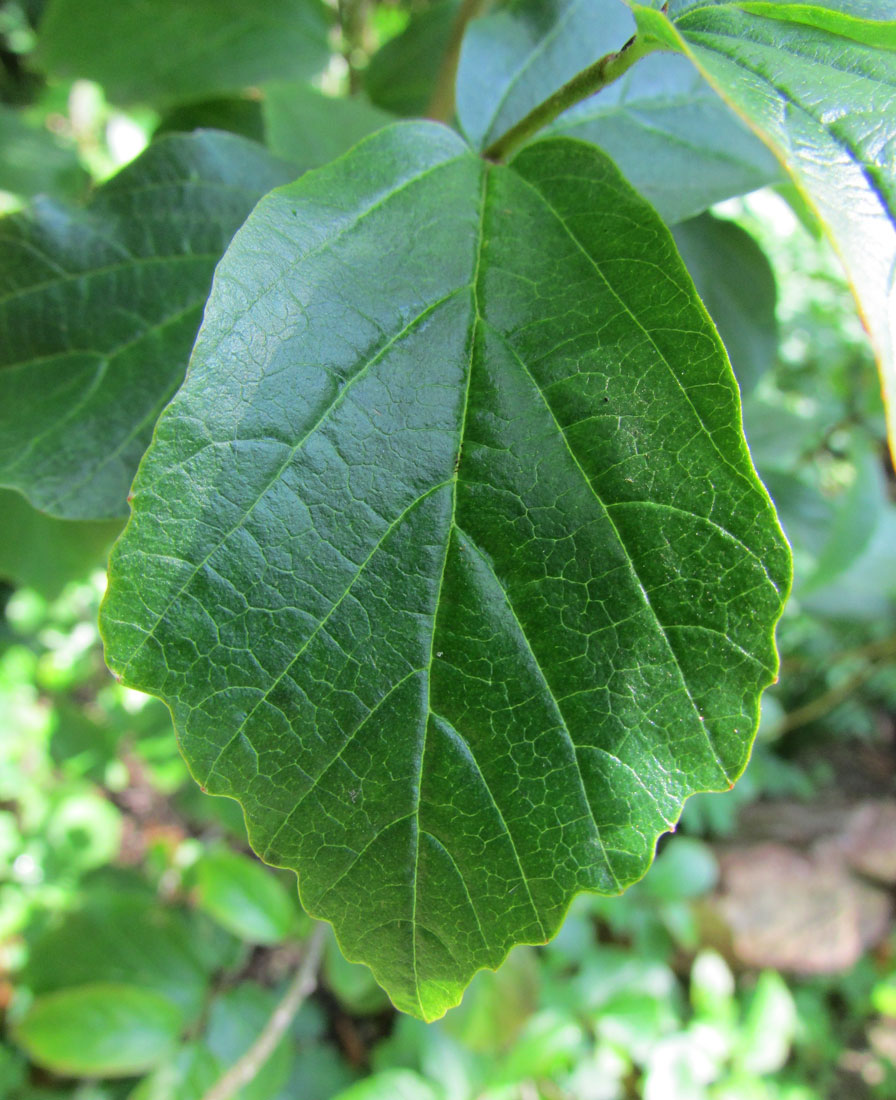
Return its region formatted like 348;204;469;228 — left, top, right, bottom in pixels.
101;121;789;1019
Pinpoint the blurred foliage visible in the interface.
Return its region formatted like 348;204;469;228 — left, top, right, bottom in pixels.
1;0;894;1097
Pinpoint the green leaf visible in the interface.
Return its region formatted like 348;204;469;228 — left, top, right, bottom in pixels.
14;983;183;1077
0;104;86;200
0;130;295;519
194;848;299;945
364;0;460;117
36;0;331;107
456;0;780;223
263;85;394;171
155;97;267;144
0;489;122;598
101;121;789;1019
671;213;777;394
23;896;214;1019
332;1071;441;1100
628;0;896;452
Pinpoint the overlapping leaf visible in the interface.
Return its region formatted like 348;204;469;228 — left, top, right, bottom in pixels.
627;1;896;447
101;122;789;1019
456;0;780;223
0;131;294;518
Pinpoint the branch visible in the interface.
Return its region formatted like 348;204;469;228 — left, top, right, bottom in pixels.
483;32;662;162
427;0;490;122
200;923;327;1100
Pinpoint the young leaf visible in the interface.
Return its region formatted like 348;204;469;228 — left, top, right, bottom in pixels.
14;983;183;1077
194;849;300;945
37;0;331;107
0;131;295;519
101;122;789;1020
627;1;896;451
456;0;780;223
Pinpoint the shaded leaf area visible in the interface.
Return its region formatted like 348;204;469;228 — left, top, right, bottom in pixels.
629;1;896;448
263;85;395;171
0;130;295;519
671;212;776;395
101;122;789;1019
0;488;122;599
36;0;331;107
456;0;779;223
365;0;460;117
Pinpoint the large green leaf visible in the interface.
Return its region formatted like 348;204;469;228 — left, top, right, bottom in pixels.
36;0;331;107
628;1;896;450
101;122;789;1019
0;130;294;519
456;0;780;223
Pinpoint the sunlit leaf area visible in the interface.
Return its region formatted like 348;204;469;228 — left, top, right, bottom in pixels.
2;0;895;1097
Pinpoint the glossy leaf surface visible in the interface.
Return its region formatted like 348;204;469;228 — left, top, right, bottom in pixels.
629;1;896;448
37;0;330;106
0;131;294;519
456;0;779;223
101;122;789;1019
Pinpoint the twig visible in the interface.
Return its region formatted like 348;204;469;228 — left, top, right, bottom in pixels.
483;32;661;162
199;923;327;1100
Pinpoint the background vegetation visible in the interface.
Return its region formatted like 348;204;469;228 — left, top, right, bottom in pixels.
1;0;895;1097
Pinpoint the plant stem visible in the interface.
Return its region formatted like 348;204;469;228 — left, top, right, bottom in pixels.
483;32;662;162
199;924;327;1100
427;0;490;123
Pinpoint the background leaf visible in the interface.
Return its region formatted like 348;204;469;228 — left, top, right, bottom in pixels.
0;130;295;519
36;0;331;107
14;983;183;1077
629;1;896;450
672;212;777;394
101;121;789;1019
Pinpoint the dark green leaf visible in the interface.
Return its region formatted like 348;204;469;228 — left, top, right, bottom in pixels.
36;0;331;107
14;983;183;1077
194;848;299;945
0;489;122;598
672;213;777;394
456;0;780;223
264;85;394;171
101;122;789;1019
155;98;266;144
629;1;896;451
0;130;295;519
364;0;459;117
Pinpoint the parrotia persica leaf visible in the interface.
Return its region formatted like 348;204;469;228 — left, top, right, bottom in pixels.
0;130;294;519
627;1;896;451
101;122;790;1019
37;0;331;107
456;0;780;223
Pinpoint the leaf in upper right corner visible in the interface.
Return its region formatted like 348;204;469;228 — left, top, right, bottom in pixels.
455;0;780;223
627;0;896;450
